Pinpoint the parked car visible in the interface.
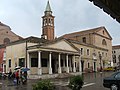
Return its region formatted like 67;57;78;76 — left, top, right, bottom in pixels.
103;71;120;90
103;67;115;71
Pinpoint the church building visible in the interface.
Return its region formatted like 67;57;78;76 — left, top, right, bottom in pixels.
4;1;112;79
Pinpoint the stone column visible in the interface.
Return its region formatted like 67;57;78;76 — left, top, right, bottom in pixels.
49;52;52;74
66;54;69;73
79;55;82;72
38;51;42;75
58;53;62;73
27;52;30;75
73;55;76;72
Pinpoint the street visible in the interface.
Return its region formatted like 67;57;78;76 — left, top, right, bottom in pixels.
0;71;114;90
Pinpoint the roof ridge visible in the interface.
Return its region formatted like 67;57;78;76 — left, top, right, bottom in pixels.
60;26;105;38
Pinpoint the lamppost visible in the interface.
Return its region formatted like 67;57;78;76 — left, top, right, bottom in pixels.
99;53;102;72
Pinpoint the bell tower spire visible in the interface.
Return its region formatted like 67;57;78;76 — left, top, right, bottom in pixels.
41;0;55;40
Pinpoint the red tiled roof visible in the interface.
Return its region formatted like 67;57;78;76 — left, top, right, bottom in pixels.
112;45;120;49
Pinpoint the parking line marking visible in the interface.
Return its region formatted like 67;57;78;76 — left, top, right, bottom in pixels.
83;83;95;87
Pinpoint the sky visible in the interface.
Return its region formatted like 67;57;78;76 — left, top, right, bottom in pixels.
0;0;120;45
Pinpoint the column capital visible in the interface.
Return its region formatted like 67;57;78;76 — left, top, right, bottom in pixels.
59;53;61;55
49;52;52;54
38;51;41;53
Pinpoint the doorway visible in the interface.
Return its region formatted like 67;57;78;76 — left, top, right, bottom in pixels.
93;62;96;72
81;60;84;72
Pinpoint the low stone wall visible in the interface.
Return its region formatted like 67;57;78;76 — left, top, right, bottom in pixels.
28;72;82;79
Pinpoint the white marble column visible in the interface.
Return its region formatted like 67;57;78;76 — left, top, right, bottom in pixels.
66;54;69;73
79;56;82;72
38;51;42;75
58;53;62;73
27;52;30;75
73;55;76;72
49;52;52;74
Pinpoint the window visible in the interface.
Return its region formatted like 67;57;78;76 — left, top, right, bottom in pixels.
88;62;90;68
41;58;47;67
9;59;11;67
103;30;105;35
98;51;100;56
75;62;77;67
3;50;6;60
80;48;84;55
113;55;116;63
115;73;120;78
49;18;51;25
102;39;107;45
102;52;104;57
87;49;90;55
82;37;86;43
114;51;116;53
106;53;107;57
31;58;38;67
19;58;25;67
4;38;10;44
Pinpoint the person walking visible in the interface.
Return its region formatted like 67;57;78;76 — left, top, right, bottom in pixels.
15;70;20;85
8;69;12;79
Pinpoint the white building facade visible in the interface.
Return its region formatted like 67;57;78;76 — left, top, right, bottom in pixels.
112;45;120;68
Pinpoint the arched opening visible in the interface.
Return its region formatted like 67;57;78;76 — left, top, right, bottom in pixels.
82;37;86;43
4;38;10;44
102;39;107;45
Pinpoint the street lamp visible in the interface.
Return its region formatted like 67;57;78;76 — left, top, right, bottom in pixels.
99;53;102;72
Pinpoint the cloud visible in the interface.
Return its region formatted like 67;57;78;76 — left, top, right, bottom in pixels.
0;0;120;45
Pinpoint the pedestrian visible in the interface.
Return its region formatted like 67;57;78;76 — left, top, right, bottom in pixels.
20;71;25;84
8;69;12;79
24;71;27;81
22;72;26;84
15;70;20;85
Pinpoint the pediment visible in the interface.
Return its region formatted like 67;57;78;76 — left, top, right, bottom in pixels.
96;27;112;40
44;40;78;52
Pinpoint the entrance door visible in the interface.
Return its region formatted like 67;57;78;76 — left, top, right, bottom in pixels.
81;60;84;72
52;59;56;73
93;62;96;72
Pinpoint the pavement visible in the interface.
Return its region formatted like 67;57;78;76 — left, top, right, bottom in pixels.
0;71;114;90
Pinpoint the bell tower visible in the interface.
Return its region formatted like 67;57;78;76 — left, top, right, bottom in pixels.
41;1;55;40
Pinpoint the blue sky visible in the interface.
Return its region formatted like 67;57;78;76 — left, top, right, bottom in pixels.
0;0;120;45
